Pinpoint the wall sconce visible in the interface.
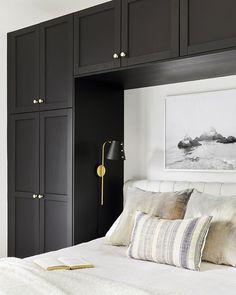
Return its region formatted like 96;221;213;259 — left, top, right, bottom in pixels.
97;140;125;206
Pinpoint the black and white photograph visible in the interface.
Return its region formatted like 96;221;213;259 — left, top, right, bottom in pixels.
165;89;236;170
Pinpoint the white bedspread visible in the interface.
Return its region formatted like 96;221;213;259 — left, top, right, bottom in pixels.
1;238;236;294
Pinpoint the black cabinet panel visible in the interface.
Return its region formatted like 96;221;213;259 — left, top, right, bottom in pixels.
74;1;121;75
180;0;236;55
8;113;39;257
122;0;179;66
8;16;73;114
39;109;72;251
40;199;69;253
8;26;40;113
15;197;40;258
75;80;124;244
40;15;73;110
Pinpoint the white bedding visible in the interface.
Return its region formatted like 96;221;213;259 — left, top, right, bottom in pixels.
1;238;236;295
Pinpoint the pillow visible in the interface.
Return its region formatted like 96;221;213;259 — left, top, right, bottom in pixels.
105;214;121;238
127;211;212;271
107;187;193;246
184;190;236;267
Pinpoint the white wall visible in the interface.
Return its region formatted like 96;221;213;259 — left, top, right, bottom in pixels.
124;75;236;183
0;0;107;258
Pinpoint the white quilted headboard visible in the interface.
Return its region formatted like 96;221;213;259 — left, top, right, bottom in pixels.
124;179;236;200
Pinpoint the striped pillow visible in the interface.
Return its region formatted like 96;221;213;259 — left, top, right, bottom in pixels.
127;212;212;271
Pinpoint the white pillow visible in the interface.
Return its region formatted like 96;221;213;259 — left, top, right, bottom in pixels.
105;187;154;239
105;215;121;238
185;189;236;266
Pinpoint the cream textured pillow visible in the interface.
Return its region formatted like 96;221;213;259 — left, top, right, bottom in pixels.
107;187;193;246
127;211;212;271
185;190;236;266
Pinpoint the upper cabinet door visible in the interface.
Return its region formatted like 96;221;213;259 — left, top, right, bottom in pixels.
8;26;40;114
121;0;179;67
74;1;121;75
39;15;73;110
180;0;236;56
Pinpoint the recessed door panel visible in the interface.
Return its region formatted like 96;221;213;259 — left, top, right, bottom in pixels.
122;0;179;66
8;26;40;113
8;113;40;257
40;199;68;253
180;0;236;55
15;197;39;258
74;0;121;75
39;109;72;252
40;15;73;110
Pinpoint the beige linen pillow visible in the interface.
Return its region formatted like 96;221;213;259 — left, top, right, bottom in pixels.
107;187;193;246
184;190;236;266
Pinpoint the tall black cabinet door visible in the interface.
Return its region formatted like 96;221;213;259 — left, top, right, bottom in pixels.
39;15;73;110
74;0;121;75
180;0;236;56
8;26;40;114
39;109;72;253
121;0;179;67
8;113;40;257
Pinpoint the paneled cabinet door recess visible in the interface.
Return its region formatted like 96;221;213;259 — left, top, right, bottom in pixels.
39;109;73;253
180;0;236;56
8;26;40;114
121;0;179;67
8;15;73;114
8;113;40;258
39;15;73;110
74;0;121;75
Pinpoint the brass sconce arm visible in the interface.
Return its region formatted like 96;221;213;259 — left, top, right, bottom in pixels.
97;141;111;206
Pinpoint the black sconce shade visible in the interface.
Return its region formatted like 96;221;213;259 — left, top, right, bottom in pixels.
106;141;126;161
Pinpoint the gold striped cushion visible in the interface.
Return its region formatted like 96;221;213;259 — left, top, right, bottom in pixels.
127;212;212;271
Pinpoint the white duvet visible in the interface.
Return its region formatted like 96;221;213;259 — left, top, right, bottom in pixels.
1;238;236;295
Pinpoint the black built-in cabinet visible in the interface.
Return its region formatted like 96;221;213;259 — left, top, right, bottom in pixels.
74;0;179;75
8;15;73;114
8;110;72;258
8;0;236;258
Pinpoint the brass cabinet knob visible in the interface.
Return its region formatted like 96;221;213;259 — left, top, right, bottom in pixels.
38;99;45;104
120;52;127;58
113;53;119;59
38;194;44;199
33;99;39;104
33;194;38;199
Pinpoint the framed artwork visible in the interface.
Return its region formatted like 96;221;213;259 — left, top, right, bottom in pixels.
165;89;236;171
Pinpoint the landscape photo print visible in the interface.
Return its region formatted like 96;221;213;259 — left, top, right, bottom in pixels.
165;89;236;171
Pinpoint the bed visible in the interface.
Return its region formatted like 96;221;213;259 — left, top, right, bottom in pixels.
2;179;236;295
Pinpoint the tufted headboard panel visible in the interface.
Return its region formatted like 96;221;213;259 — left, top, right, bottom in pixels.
124;179;236;203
